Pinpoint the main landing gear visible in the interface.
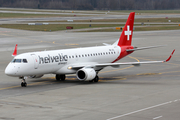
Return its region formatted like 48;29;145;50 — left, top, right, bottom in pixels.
20;77;27;87
89;76;99;83
56;74;66;81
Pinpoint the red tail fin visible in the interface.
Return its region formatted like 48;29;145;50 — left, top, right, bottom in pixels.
118;12;135;46
12;44;17;57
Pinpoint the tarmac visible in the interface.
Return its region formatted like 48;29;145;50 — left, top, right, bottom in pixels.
0;27;180;120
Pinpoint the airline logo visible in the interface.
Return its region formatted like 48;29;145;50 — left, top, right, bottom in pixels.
38;54;68;64
125;25;131;40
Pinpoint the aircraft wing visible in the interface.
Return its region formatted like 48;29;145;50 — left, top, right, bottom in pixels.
71;49;175;69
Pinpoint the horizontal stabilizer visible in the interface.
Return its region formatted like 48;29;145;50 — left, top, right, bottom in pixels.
126;45;166;52
103;43;111;46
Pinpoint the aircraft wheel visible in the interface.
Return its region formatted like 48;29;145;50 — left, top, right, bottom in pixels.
56;74;60;81
56;74;66;81
60;74;66;81
21;82;27;87
93;76;99;82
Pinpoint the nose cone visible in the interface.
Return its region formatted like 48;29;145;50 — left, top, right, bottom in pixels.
5;64;15;76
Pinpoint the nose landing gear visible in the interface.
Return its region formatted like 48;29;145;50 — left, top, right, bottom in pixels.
20;76;27;87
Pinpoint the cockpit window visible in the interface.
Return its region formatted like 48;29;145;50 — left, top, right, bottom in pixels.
15;59;21;63
23;59;28;63
11;59;27;63
11;59;16;63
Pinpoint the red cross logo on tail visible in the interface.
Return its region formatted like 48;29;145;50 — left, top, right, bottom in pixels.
125;25;131;40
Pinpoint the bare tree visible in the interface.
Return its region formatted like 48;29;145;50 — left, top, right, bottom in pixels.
0;0;180;10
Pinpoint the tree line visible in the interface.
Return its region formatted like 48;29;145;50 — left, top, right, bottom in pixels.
0;0;180;10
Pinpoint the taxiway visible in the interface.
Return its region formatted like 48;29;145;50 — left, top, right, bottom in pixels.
0;28;180;120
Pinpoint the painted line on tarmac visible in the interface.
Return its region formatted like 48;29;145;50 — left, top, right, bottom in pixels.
0;33;13;36
153;116;162;120
160;70;180;74
0;81;50;91
100;66;134;74
1;70;179;91
107;99;180;120
100;56;139;74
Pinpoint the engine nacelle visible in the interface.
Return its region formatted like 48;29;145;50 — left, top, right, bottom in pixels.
29;75;44;79
76;68;96;81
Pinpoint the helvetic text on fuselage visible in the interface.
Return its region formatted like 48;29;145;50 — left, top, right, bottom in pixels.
38;53;68;65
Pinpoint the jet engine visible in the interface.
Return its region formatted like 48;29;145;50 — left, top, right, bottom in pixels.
76;68;96;81
29;75;44;78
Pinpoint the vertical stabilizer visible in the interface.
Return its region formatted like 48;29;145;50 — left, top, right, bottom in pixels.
118;12;135;46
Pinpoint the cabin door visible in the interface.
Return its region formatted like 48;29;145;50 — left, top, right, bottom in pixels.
31;54;39;69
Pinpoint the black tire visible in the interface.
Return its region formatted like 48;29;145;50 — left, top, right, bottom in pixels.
56;74;61;81
93;76;99;82
56;74;66;81
21;82;24;87
21;82;27;87
60;75;66;81
24;82;27;87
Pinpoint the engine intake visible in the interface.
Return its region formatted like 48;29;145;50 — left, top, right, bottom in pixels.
76;68;96;81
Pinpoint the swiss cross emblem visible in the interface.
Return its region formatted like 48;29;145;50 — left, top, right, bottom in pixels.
125;25;131;40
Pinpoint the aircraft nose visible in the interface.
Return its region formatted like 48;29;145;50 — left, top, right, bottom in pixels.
5;64;15;76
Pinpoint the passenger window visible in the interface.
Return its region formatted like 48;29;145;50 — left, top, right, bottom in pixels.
23;59;28;63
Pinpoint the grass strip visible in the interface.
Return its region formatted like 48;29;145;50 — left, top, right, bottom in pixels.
0;13;83;18
0;24;179;32
83;26;180;32
0;24;122;31
33;18;180;23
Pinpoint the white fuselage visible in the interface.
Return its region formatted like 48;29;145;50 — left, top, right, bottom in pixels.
5;45;121;77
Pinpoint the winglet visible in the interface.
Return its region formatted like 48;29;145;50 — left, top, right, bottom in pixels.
12;44;18;57
165;49;175;62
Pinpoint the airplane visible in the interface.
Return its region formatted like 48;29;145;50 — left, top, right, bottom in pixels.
5;12;175;87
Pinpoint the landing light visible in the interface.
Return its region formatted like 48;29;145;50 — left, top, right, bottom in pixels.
68;66;72;69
